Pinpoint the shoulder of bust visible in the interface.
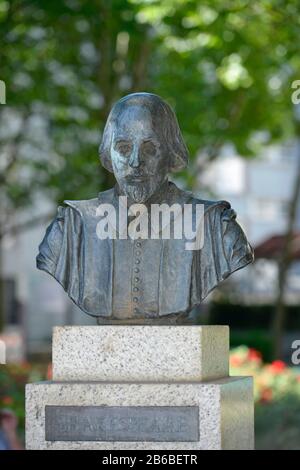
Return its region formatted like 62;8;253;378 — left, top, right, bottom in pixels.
185;194;231;214
167;183;232;214
201;199;231;214
62;188;116;218
63;196;101;217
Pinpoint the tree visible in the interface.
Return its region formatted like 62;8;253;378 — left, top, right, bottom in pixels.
272;134;300;358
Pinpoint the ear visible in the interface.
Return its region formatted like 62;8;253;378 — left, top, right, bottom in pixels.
99;121;115;173
169;153;188;173
100;153;114;173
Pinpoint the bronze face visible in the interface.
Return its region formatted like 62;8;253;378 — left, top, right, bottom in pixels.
111;104;169;203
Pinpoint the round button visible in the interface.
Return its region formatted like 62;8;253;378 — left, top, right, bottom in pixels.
135;259;140;264
134;277;139;282
135;250;141;256
134;268;139;273
133;297;138;302
133;287;139;292
134;307;139;313
136;242;141;247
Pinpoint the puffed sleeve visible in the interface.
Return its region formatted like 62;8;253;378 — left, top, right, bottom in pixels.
221;206;254;276
36;206;65;276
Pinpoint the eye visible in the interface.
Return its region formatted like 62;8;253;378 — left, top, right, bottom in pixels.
141;141;157;156
115;141;132;157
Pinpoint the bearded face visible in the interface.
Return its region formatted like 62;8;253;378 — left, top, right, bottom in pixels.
110;105;169;203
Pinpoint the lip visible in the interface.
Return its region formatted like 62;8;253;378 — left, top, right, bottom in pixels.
126;175;147;182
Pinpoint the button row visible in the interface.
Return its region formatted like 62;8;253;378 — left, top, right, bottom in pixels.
133;240;142;312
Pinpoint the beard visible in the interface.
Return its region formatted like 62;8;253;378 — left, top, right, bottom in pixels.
119;178;159;203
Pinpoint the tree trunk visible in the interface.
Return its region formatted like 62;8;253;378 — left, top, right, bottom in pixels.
272;139;300;358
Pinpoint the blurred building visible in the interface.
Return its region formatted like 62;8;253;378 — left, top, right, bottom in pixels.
198;140;300;304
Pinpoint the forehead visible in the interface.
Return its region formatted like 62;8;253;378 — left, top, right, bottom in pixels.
114;105;158;139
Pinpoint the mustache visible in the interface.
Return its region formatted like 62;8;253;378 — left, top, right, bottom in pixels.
125;171;155;180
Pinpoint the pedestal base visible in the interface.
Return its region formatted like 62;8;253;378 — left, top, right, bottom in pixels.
26;377;254;450
52;325;229;382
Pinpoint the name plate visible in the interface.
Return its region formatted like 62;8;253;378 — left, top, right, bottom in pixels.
45;405;199;442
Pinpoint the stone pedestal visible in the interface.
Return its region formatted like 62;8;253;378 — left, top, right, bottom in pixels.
26;326;254;450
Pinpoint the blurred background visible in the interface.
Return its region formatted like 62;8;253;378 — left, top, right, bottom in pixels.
1;0;300;450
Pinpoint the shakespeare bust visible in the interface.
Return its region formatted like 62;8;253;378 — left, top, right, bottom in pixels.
37;92;254;324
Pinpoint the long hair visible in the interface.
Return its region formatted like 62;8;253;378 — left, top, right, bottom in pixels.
99;92;189;173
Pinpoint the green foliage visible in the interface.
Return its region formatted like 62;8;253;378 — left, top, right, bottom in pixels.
209;302;300;329
0;0;300;229
0;362;47;441
231;330;273;362
230;345;300;449
256;396;300;450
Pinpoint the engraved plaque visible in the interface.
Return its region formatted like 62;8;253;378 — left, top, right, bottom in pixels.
45;406;199;442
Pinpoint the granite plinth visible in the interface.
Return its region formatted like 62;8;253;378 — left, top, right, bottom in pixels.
52;325;229;382
26;377;254;450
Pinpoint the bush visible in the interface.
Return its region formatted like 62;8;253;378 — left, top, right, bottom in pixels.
230;346;300;403
0;362;48;442
230;345;300;449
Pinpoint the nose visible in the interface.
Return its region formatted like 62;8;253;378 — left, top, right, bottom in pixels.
128;144;141;168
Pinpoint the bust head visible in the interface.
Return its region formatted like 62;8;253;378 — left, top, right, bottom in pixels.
99;92;189;203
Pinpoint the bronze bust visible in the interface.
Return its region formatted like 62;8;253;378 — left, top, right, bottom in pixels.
37;92;254;324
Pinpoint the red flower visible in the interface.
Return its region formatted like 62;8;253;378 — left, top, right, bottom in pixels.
248;348;262;362
2;396;13;405
46;363;52;380
260;388;273;403
230;356;244;367
21;361;31;370
270;360;286;374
